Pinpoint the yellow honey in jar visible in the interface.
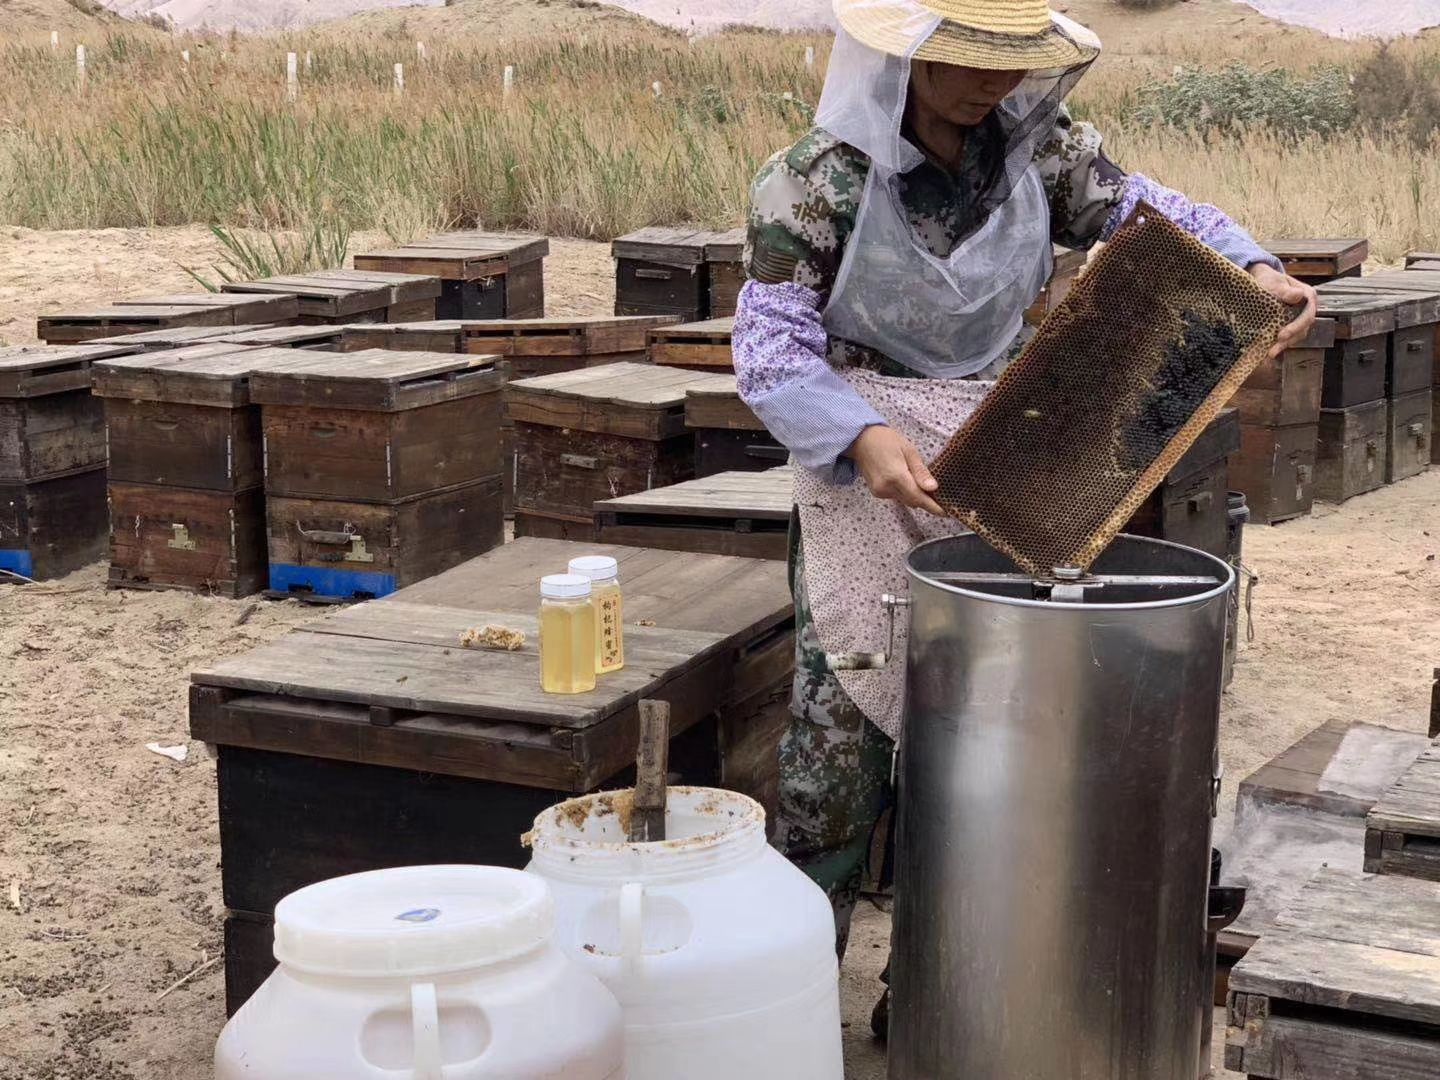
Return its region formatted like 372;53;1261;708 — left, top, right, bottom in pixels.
569;556;624;674
539;574;597;694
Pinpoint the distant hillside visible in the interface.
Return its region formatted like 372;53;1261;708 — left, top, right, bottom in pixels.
0;0;128;39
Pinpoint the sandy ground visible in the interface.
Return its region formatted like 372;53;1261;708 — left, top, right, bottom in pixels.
2;226;1438;1078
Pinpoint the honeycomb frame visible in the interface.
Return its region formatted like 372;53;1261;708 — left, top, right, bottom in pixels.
929;202;1287;575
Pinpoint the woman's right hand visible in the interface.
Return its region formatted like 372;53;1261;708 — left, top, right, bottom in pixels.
847;425;945;516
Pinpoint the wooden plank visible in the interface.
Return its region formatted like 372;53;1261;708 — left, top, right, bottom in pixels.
1238;720;1423;819
1226;1010;1440;1079
223;275;391;319
612;227;713;265
92;345;314;408
355;249;510;281
1314;290;1400;340
595;468;792;519
685;380;766;432
506;362;731;439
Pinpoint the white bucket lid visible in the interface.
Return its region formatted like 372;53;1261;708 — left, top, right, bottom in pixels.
568;555;619;583
274;865;554;978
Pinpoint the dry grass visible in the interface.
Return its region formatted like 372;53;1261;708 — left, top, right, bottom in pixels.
0;15;1437;256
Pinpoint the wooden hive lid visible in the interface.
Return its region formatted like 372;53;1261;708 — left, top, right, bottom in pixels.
1229;866;1440;1028
216;324;348;347
506;361;735;439
682;375;765;433
1313;287;1403;338
595;467;793;520
1316;281;1440;330
92;325;255;350
1263;237;1370;275
303;268;442;302
222;273;395;317
462;315;681;357
246;348;503;411
612;227;715;266
649;317;735;343
115;291;302;323
704;228;746;263
91;343;291;406
0;342;143;398
353;234;547;282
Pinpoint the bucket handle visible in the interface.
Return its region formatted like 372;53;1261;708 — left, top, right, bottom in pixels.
620;882;645;978
411;981;443;1080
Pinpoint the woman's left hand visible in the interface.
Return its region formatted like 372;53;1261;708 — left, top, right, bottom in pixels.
1249;263;1319;359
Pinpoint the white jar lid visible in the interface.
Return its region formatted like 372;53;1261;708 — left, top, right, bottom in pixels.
273;865;554;978
541;573;592;599
568;555;619;583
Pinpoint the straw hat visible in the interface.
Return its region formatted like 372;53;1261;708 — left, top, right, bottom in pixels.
836;0;1101;71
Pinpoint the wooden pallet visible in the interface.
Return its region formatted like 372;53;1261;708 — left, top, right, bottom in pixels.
1227;868;1440;1078
649;317;734;371
1263;238;1369;283
595;468;791;560
1367;745;1440;881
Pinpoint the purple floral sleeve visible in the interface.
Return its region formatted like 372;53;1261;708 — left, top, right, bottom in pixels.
733;279;882;483
1101;173;1283;272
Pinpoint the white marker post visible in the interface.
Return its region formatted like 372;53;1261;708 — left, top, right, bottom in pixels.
304;50;313;74
181;49;191;66
416;41;427;62
502;64;515;100
393;62;404;97
286;51;298;101
651;81;663;98
50;30;59;53
75;44;86;90
804;45;815;69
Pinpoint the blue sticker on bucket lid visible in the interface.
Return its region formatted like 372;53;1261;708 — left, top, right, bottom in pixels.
395;908;441;923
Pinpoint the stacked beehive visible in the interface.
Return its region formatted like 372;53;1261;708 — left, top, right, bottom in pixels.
355;233;549;320
249;351;506;601
705;229;747;318
1311;283;1438;497
340;322;469;354
0;344;137;580
506;362;736;540
39;293;300;344
222;269;441;325
1124;409;1240;559
649;318;735;373
1227;322;1331;524
94;344;293;597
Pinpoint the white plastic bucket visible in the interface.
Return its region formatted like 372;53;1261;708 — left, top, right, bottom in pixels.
215;865;625;1079
526;787;843;1080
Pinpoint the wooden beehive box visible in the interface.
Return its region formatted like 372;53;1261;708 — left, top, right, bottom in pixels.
1226;868;1440;1079
1315;399;1387;504
613;228;714;321
249;349;506;601
93;323;345;352
0;343;139;580
1313;289;1402;408
189;537;794;1013
1263;238;1369;284
506;362;735;540
340;321;468;354
1229;320;1331;429
463;316;679;379
684;377;787;477
649;318;734;372
95;345;311;597
594;467;791;560
38;291;301;345
1388;388;1432;483
354;233;549;321
706;228;746;318
224;269;441;325
1024;245;1087;327
1124;408;1239;559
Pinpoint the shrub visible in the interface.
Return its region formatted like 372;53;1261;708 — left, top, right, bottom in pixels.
1132;62;1355;140
1352;45;1440;147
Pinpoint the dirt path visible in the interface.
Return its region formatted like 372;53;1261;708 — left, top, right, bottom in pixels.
2;226;1437;1078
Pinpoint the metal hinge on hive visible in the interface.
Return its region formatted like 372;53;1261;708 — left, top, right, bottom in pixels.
168;524;196;551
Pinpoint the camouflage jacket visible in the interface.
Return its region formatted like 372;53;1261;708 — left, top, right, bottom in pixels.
745;109;1125;295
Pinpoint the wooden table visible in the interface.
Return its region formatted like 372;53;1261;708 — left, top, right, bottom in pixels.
1226;868;1440;1078
191;537;793;1012
594;468;792;560
1367;744;1440;881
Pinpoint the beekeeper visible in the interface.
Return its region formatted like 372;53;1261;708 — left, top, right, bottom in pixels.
733;0;1318;1037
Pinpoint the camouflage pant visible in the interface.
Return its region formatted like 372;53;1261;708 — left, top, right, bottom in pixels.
772;523;895;960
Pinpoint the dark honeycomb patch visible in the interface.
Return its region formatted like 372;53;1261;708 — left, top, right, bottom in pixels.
929;204;1285;575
